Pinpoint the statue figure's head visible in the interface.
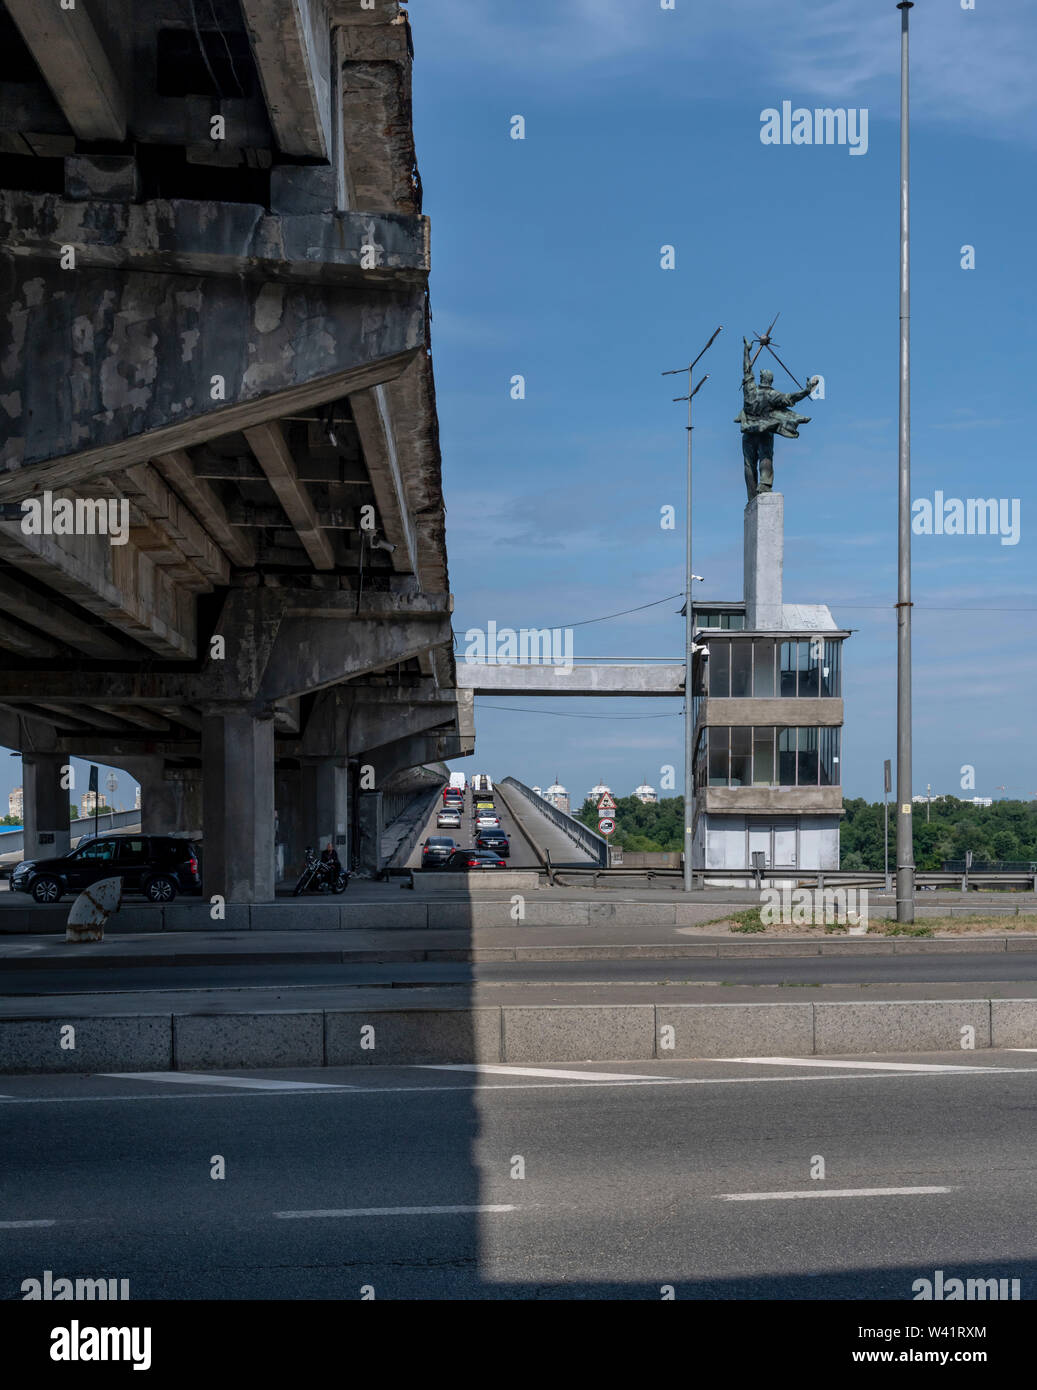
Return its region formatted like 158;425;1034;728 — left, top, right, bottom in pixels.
759;368;774;387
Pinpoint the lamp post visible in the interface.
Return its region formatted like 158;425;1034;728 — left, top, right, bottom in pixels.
895;0;916;922
664;326;722;892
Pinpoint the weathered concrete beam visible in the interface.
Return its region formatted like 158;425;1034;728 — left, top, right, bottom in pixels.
0;612;64;659
244;422;336;570
94;705;170;734
0;569;139;659
349;384;418;576
0;592;452;707
118;465;230;585
152;452;256;570
240;0;332;159
259;610;453;702
0;246;424;485
0;519;196;658
4;0;127;143
0;194;429;286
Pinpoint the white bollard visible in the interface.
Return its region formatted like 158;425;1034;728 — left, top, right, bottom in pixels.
66;876;122;943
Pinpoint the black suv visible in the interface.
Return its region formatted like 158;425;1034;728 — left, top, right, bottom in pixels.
11;835;202;905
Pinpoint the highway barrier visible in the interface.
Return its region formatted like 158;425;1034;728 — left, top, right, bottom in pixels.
4;997;1037;1072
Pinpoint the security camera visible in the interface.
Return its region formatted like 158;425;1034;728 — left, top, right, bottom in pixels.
369;536;396;554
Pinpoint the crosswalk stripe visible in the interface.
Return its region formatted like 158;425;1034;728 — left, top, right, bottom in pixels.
101;1072;355;1091
718;1057;983;1072
274;1204;516;1220
719;1186;954;1202
420;1064;665;1081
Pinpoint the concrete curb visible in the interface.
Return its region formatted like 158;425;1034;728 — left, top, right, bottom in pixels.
6;936;1037;970
2;998;1034;1072
5;899;1037;935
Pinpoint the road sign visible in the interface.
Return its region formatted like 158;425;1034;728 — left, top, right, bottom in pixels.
597;793;616;812
598;817;616;836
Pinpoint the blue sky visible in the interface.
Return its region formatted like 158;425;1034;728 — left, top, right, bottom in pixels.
2;0;1033;818
412;0;1037;806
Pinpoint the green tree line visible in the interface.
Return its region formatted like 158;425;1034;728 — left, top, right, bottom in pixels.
576;795;1037;866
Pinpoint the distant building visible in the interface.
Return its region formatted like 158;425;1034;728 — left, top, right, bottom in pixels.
589;780;612;804
912;793;993;808
545;777;569;814
634;780;657;804
9;786;23;820
80;791;108;818
531;785;542;797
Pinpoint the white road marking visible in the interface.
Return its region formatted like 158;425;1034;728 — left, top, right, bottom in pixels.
719;1186;954;1202
0;1218;56;1228
421;1064;666;1081
1;1063;1032;1106
101;1072;355;1091
274;1204;516;1220
720;1057;982;1072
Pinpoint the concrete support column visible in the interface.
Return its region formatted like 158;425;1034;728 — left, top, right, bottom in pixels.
355;790;384;877
302;758;350;869
118;757;202;835
275;768;303;883
22;753;71;860
202;710;276;903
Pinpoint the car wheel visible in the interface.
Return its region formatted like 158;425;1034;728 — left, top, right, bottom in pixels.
31;876;62;904
144;875;177;903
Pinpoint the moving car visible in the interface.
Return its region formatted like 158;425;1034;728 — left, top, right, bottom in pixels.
474;811;501;829
445;849;508;871
475;831;510;857
11;834;202;905
437;809;462;830
420;836;457;868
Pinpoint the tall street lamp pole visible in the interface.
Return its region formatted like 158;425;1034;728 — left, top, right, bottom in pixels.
896;1;916;922
664;325;722;892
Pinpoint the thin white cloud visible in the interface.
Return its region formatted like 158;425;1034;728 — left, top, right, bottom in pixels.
415;0;1036;138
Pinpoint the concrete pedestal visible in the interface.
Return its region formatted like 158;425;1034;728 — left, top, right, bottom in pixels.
744;492;784;630
201;710;275;903
22;753;71;860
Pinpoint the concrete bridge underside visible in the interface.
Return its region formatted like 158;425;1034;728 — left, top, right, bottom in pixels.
0;1;471;898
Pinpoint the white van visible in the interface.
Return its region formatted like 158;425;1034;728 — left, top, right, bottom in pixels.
448;772;467;793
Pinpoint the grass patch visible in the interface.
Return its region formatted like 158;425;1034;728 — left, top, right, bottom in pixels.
729;908;765;933
882;924;934;937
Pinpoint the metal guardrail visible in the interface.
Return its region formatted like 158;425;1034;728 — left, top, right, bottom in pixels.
549;865;1037;891
0;809;142;858
501;776;609;868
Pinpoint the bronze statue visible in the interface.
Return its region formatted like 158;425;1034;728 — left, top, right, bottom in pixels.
735;336;819;502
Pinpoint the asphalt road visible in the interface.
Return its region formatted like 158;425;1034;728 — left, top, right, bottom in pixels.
2;1052;1036;1298
405;785;595;870
9;949;1037;996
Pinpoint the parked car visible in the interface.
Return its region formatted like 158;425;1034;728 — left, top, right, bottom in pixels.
475;831;510;857
11;834;202;905
421;836;457;868
445;849;507;871
437;810;462;830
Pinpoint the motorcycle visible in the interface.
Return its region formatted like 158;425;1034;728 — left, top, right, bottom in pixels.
292;846;349;896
